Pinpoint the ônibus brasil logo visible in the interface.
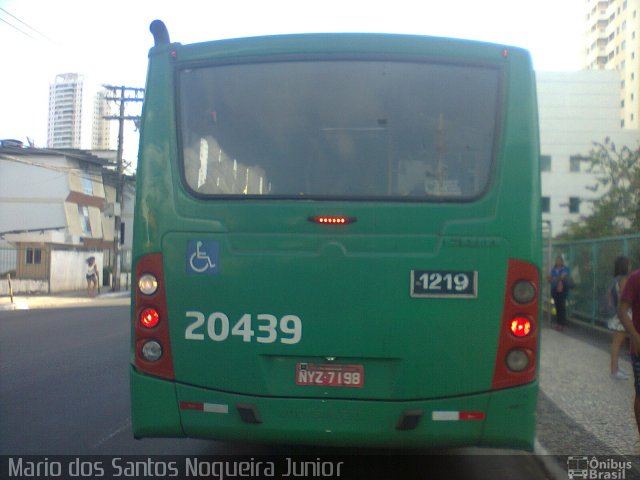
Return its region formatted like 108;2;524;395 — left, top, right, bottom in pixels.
567;456;633;480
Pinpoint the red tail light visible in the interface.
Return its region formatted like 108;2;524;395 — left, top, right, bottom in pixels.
140;308;160;328
510;317;532;337
133;253;174;379
492;259;539;390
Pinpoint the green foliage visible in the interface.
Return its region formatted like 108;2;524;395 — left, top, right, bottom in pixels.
561;138;640;240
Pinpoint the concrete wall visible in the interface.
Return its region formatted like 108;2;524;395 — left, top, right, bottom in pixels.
0;160;69;233
0;278;48;296
49;250;103;293
0;250;128;295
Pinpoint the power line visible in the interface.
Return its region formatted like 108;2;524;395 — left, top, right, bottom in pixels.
0;15;36;39
0;7;55;43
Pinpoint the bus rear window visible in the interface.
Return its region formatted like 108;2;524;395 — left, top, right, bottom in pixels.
178;60;500;200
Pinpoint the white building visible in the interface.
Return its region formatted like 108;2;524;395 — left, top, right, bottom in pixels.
0;144;135;290
0;146;110;245
538;70;640;236
47;73;84;148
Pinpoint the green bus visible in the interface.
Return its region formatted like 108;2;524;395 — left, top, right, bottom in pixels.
131;20;541;450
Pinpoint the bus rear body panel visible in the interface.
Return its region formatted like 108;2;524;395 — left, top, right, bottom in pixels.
162;230;508;399
131;32;541;449
132;365;537;449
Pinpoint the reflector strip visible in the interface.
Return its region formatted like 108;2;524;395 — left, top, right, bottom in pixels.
432;411;486;421
432;411;458;421
179;401;202;411
204;403;229;414
179;401;229;414
459;411;486;421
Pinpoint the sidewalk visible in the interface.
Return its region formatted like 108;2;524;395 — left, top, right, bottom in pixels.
538;322;638;455
0;290;130;311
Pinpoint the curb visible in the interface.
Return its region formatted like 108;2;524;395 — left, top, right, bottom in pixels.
534;440;567;480
0;301;29;311
0;291;130;311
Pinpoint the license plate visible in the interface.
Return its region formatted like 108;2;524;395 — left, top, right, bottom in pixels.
411;270;478;298
295;363;364;388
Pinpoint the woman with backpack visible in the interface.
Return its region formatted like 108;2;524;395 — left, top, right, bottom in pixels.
548;255;570;331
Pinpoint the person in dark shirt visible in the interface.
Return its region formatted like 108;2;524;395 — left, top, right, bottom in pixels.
618;266;640;434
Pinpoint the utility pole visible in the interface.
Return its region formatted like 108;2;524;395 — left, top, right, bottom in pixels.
103;85;144;291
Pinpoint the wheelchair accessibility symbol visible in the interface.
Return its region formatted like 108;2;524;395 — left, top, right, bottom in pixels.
187;240;219;275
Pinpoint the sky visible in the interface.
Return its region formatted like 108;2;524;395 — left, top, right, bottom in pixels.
0;0;584;164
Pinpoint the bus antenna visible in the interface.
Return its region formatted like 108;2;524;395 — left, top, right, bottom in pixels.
150;20;170;46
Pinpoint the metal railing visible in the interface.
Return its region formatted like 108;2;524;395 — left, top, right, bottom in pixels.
543;234;640;327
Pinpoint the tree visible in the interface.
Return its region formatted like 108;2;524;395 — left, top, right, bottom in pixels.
561;138;640;240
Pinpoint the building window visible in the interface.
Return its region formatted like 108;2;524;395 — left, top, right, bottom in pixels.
26;248;42;265
80;164;93;195
569;155;584;172
78;205;91;235
569;197;580;214
542;197;550;213
540;155;551;172
81;175;94;195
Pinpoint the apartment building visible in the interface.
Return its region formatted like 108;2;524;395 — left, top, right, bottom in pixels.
47;73;84;148
92;90;111;150
584;0;640;128
0;144;135;289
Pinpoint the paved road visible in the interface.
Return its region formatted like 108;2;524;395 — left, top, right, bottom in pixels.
0;305;217;455
0;304;555;479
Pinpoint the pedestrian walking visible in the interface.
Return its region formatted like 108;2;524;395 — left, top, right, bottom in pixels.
609;256;630;380
618;264;640;435
86;257;100;297
548;255;570;331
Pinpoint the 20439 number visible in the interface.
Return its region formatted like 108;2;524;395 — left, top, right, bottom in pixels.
185;311;302;345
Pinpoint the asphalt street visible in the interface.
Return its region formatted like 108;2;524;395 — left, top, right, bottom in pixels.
0;302;572;479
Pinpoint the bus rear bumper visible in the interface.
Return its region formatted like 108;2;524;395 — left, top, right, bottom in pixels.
131;367;537;449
